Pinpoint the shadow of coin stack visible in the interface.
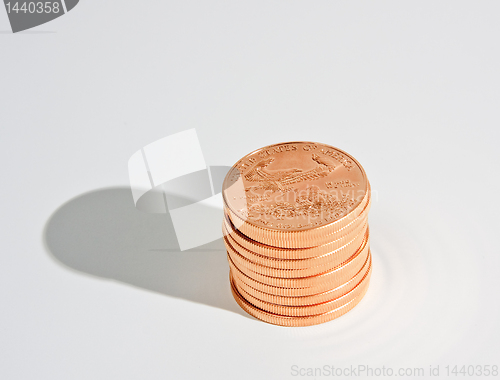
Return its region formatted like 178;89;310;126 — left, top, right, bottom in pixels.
222;142;372;326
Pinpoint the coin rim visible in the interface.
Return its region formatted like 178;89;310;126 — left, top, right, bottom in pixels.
231;252;372;306
229;269;371;327
222;141;370;236
232;259;372;317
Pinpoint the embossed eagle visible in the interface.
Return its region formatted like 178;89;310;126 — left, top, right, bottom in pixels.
244;154;335;192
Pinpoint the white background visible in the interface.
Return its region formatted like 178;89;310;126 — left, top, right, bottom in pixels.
1;1;499;379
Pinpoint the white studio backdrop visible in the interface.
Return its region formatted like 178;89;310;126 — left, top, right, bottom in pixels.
1;1;499;379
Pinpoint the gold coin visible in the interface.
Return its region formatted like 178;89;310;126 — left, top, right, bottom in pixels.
229;268;371;327
224;190;370;249
223;141;373;325
222;200;369;259
222;142;370;248
227;239;370;292
225;227;369;278
224;186;371;249
223;220;367;270
232;258;371;317
232;252;371;306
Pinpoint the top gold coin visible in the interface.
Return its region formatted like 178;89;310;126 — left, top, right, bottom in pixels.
223;142;369;236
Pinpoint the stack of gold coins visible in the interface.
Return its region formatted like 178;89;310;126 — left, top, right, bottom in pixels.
222;142;371;327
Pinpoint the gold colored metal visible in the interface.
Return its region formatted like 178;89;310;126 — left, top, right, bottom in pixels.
226;228;369;279
222;199;370;259
232;257;372;317
224;183;371;249
221;141;373;326
232;253;371;306
227;231;369;287
229;263;371;327
223;219;367;268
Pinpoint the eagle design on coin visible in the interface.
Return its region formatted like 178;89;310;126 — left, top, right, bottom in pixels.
244;154;335;192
